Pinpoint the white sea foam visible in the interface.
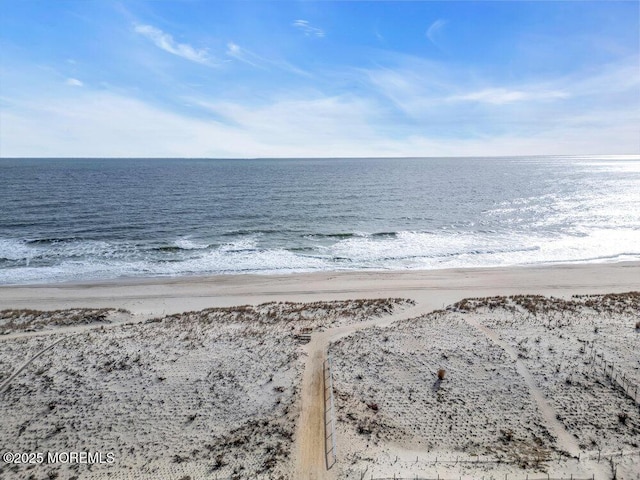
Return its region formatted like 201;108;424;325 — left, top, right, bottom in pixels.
2;228;639;285
1;157;638;285
0;239;34;262
174;237;209;250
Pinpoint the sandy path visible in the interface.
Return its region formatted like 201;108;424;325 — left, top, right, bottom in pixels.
294;302;430;479
464;316;582;457
295;331;331;479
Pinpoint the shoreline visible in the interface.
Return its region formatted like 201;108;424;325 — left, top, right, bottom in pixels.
2;258;640;289
1;261;639;315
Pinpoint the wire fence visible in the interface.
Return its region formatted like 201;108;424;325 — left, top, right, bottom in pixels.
360;448;640;465
325;355;338;469
368;476;595;480
338;345;639;480
353;449;640;480
589;349;639;404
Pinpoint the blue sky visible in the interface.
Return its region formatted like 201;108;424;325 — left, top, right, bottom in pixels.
1;0;638;157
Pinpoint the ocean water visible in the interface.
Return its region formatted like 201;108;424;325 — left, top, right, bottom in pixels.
0;156;639;285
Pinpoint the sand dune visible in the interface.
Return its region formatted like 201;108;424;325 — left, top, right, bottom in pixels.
330;294;640;480
0;299;410;480
1;263;640;479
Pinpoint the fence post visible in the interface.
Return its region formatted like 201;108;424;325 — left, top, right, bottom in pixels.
325;356;337;466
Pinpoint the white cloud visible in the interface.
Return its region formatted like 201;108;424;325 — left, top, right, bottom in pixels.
363;55;638;140
363;60;452;115
225;42;263;68
448;88;569;105
2;87;638;158
292;20;325;38
1;89;385;157
65;78;83;87
134;24;212;65
225;42;310;76
1;51;637;158
426;19;447;45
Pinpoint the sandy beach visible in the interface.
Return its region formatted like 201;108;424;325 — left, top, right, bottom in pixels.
1;262;640;479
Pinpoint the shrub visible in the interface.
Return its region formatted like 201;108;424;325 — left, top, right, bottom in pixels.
437;369;446;380
500;429;514;442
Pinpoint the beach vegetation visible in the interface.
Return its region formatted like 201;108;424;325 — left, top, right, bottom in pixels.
0;307;128;334
499;428;514;443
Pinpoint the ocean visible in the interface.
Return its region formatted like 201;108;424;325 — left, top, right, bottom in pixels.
0;156;639;285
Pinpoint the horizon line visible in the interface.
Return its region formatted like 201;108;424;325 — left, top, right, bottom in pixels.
2;154;639;161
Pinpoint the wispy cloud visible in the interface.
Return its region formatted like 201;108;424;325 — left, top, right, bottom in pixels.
134;23;212;65
65;78;83;87
225;41;310;76
292;20;325;38
426;19;447;46
1;91;382;157
448;88;569;105
374;28;384;43
361;52;639;149
225;42;264;68
2;86;638;157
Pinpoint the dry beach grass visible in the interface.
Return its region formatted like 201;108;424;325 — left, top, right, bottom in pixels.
0;299;411;480
330;293;640;479
1;266;640;480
